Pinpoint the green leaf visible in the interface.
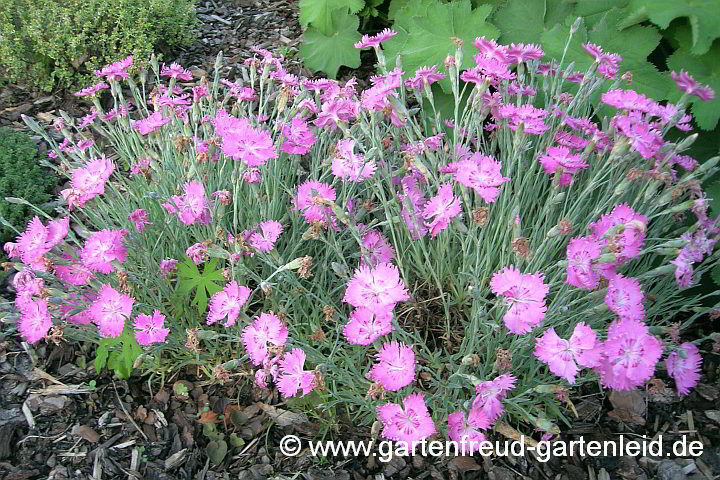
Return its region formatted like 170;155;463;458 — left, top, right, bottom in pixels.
384;0;500;92
95;344;109;373
298;0;364;34
176;257;225;315
573;0;629;27
666;26;720;131
711;264;720;287
620;0;720;55
493;0;546;44
298;9;362;79
707;181;720;218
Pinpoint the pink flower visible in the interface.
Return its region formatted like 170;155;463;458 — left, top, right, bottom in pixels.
61;156;115;209
490;266;549;334
277;348;314;398
186;242;208;264
55;251;94;286
538;146;589;186
13;270;44;310
134;310;170;345
14;216;69;265
473;36;509;63
169;181;212;226
665;342;702;395
369;341;416;392
444;153;509;203
134;112;171;135
534;323;602;383
588;203;647;261
292;180;336;224
343;306;394;345
212;190;231;205
74;82;109;97
130;157;151;176
160;259;178;277
249;220;284;252
331;139;376;182
583;43;622;78
405;66;446;90
160;63;193;81
447;411;487;455
468;374;516;429
94;56;132;81
215;109;278;166
398;173;429;239
18;298;52;344
612;113;664;159
281;117;316;155
671;71;715;101
343;263;409;311
354;28;397;49
128;209;151;233
207;281;251;327
422;183;462;237
496;104;549;135
595;318;663;390
314;98;358;130
506;43;544;64
80;229;128;274
243;312;289;365
605;275;644;321
361;230;395;267
566;236;604;289
89;284;134;338
243;168;263;184
376;393;436;447
602;89;655;113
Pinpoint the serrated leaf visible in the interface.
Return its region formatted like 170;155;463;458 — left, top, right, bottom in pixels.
176;257;225;315
384;0;500;93
666;26;720;131
706;181;720;218
573;0;629;27
299;9;362;79
494;0;546;44
620;0;720;55
298;0;364;34
711;264;720;287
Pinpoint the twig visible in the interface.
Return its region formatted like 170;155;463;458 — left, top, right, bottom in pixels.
112;380;149;442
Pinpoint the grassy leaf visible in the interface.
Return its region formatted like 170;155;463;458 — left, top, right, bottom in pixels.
298;9;362;79
384;0;500;92
298;0;364;34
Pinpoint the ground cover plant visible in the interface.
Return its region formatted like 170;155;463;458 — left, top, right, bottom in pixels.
5;23;719;452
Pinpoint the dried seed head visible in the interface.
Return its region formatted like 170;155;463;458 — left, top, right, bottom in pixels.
223;268;232;282
554;387;569;403
461;354;481;367
116;271;131;295
512;237;531;259
2;262;13;271
494;348;513;372
213;365;231;383
297;256;313;279
366;382;386;401
46;325;65;345
312;370;326;392
647;378;666;395
174;136;191;152
323;305;335;322
666;322;681;344
472;207;489;226
310;328;326;342
557;219;572;235
260;281;272;295
196;152;209;163
185;328;201;353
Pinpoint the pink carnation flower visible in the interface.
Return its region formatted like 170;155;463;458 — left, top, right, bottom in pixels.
538;146;589;186
331;139;376;182
444;153;509;203
354;28;397;49
447;411;487;455
94;56;132;81
186;242;208;264
243;312;289;366
80;229;128;274
343;306;394;345
490;266;549;334
361;230;395;267
18;298;52;344
495;104;549;135
665;342;702;395
134;310;170;345
159;259;178;277
129;209;152;233
565;236;604;289
468;374;516;429
473;36;509;63
506;43;544;64
398;173;429;239
595;318;663;390
671;71;715;101
422;183;462;237
243;168;263;184
343;263;409;312
207;281;251;327
61;156;115;210
13;216;69;265
277;348;314;398
534;323;602;383
292;180;336;224
134;111;171;135
281;117;316;155
89;284;134;338
160;63;193;81
74;82;109;97
55;251;94;286
605;275;644;321
405;65;446;90
612;113;664;159
314;98;358;130
369;341;416;392
376;393;436;447
249;220;284;252
168;181;212;226
589;203;647;261
215;109;278;166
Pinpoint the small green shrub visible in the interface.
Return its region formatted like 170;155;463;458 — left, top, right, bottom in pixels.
0;129;57;245
0;0;196;92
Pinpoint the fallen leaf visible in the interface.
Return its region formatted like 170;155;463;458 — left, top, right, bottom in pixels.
705;410;720;424
608;390;646;425
72;425;101;443
196;410;219;424
256;403;309;427
449;456;481;472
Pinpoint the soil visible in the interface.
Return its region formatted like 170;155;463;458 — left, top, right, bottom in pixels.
1;1;720;479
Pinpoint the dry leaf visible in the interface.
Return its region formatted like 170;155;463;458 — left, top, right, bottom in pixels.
256;402;309;427
196;410;219;424
449;456;481;472
608;390;646;425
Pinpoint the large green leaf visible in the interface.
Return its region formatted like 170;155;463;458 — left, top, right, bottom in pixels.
298;0;365;34
176;256;225;315
384;0;500;93
707;181;720;219
493;0;575;44
619;0;720;55
299;9;362;79
573;0;629;27
665;25;720;131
